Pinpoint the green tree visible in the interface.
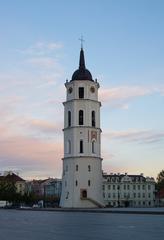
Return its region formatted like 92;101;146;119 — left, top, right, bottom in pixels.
21;192;37;205
156;170;164;190
0;180;17;202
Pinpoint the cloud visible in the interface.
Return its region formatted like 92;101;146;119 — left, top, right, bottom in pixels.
27;57;57;69
0;99;63;178
103;129;164;144
28;118;62;134
0;41;65;88
99;86;152;102
0;95;25;126
0;134;63;178
0;85;64;179
99;85;164;108
18;41;63;55
47;42;63;50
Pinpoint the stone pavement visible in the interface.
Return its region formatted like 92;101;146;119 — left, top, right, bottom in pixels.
0;209;164;240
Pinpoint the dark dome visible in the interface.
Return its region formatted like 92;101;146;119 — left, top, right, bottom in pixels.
71;48;93;81
72;68;93;81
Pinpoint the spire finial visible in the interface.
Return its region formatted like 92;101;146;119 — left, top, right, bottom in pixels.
79;35;85;49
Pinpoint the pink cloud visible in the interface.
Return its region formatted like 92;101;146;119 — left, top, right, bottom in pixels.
99;85;164;105
103;129;164;144
0;106;63;178
0;134;63;178
28;118;62;134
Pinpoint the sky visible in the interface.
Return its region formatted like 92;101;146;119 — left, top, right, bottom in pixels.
0;0;163;180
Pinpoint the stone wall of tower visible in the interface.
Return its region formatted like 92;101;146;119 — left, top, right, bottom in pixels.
63;80;101;159
60;49;104;208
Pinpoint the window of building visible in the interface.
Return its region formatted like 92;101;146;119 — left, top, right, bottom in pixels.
133;185;136;190
102;185;105;190
75;180;78;186
124;185;126;190
134;193;136;198
108;185;111;190
138;185;140;190
76;165;78;171
88;165;91;172
79;87;84;98
80;140;83;153
88;180;91;186
68;140;71;154
148;185;151;190
138;193;140;198
143;193;145;198
68;111;71;127
79;110;84;125
91;111;95;127
127;185;130;190
92;140;95;153
113;185;115;190
66;165;68;172
142;185;145;190
108;193;111;198
113;193;115;198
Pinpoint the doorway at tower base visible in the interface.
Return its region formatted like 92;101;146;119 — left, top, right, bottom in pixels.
80;190;105;208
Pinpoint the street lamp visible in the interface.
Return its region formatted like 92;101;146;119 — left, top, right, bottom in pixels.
117;185;120;207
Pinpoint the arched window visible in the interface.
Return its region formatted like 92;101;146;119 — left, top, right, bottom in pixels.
88;180;91;186
88;165;91;172
75;180;78;186
67;140;71;154
80;140;83;153
79;110;84;125
92;111;95;127
68;111;71;127
76;165;78;171
92;140;95;153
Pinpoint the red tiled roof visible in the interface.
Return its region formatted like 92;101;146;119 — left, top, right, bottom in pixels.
2;173;25;182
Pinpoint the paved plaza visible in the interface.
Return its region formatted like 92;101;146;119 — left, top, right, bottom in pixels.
0;209;164;240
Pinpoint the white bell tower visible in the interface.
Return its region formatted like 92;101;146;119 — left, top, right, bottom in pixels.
60;47;104;208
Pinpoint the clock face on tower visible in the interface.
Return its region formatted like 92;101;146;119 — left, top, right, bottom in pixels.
90;86;95;93
68;87;73;94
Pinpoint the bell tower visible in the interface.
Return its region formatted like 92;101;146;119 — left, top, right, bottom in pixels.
60;47;104;208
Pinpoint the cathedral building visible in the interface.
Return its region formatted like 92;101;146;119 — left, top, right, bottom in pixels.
60;47;104;208
103;173;155;207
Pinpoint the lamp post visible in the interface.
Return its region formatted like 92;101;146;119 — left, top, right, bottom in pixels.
43;185;46;208
117;185;120;207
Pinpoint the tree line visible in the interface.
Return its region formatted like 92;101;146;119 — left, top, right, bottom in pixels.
0;180;60;206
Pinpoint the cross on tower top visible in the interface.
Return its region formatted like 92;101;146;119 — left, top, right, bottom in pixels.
79;35;85;49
